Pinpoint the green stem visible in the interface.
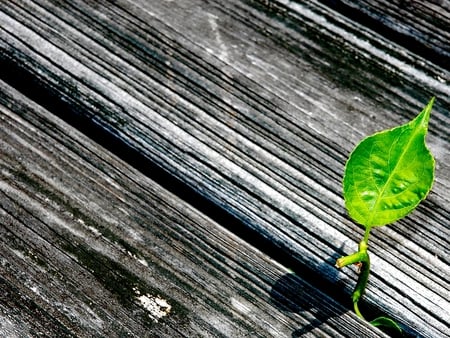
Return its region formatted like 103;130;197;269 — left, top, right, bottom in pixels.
363;226;371;244
351;252;370;304
353;301;365;320
335;250;366;268
336;229;401;331
336;229;371;319
335;239;369;269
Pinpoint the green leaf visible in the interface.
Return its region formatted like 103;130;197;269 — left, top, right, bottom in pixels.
343;98;435;227
370;316;402;334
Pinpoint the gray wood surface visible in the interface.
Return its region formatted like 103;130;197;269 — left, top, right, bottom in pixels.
0;80;385;337
1;0;449;337
318;0;450;70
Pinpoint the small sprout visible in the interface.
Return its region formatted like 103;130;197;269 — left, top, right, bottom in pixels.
337;98;436;333
370;316;403;333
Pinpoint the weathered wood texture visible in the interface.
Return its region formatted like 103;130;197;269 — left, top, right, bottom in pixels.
318;0;450;71
0;80;387;337
1;0;449;337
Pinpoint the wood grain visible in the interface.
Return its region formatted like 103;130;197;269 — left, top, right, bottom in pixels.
318;0;450;71
0;80;388;337
0;0;449;336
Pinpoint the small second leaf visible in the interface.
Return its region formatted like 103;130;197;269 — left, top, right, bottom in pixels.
343;98;435;227
370;316;402;334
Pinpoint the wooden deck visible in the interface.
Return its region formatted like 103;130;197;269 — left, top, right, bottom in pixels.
1;1;449;337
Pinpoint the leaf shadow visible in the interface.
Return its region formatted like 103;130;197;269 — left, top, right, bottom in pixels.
270;251;347;337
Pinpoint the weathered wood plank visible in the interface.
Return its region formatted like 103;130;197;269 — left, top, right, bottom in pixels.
0;80;387;337
1;0;449;336
318;0;450;71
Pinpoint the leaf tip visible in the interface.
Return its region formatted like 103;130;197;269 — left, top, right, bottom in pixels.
427;95;435;109
423;96;435;118
413;97;435;130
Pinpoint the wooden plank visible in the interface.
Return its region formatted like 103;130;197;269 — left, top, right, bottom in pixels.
318;0;450;71
1;0;449;336
0;80;386;337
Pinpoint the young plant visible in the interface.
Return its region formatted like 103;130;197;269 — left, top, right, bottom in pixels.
336;98;436;332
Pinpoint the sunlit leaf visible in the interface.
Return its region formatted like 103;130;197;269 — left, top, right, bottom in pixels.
343;98;435;227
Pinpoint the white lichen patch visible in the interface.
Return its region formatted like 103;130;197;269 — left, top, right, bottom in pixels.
126;251;148;267
137;258;148;267
87;225;102;238
133;287;171;322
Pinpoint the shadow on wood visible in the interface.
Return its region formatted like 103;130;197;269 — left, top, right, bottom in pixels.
271;272;343;337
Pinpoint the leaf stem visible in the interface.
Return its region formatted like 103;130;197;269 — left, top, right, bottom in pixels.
336;233;371;319
363;226;371;244
351;252;370;304
335;237;369;269
354;301;365;320
336;233;401;331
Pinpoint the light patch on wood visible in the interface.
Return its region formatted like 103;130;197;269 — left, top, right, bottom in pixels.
207;13;229;63
87;225;102;238
133;287;171;322
137;258;148;267
0;315;31;338
126;251;148;267
230;297;251;315
124;227;143;242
